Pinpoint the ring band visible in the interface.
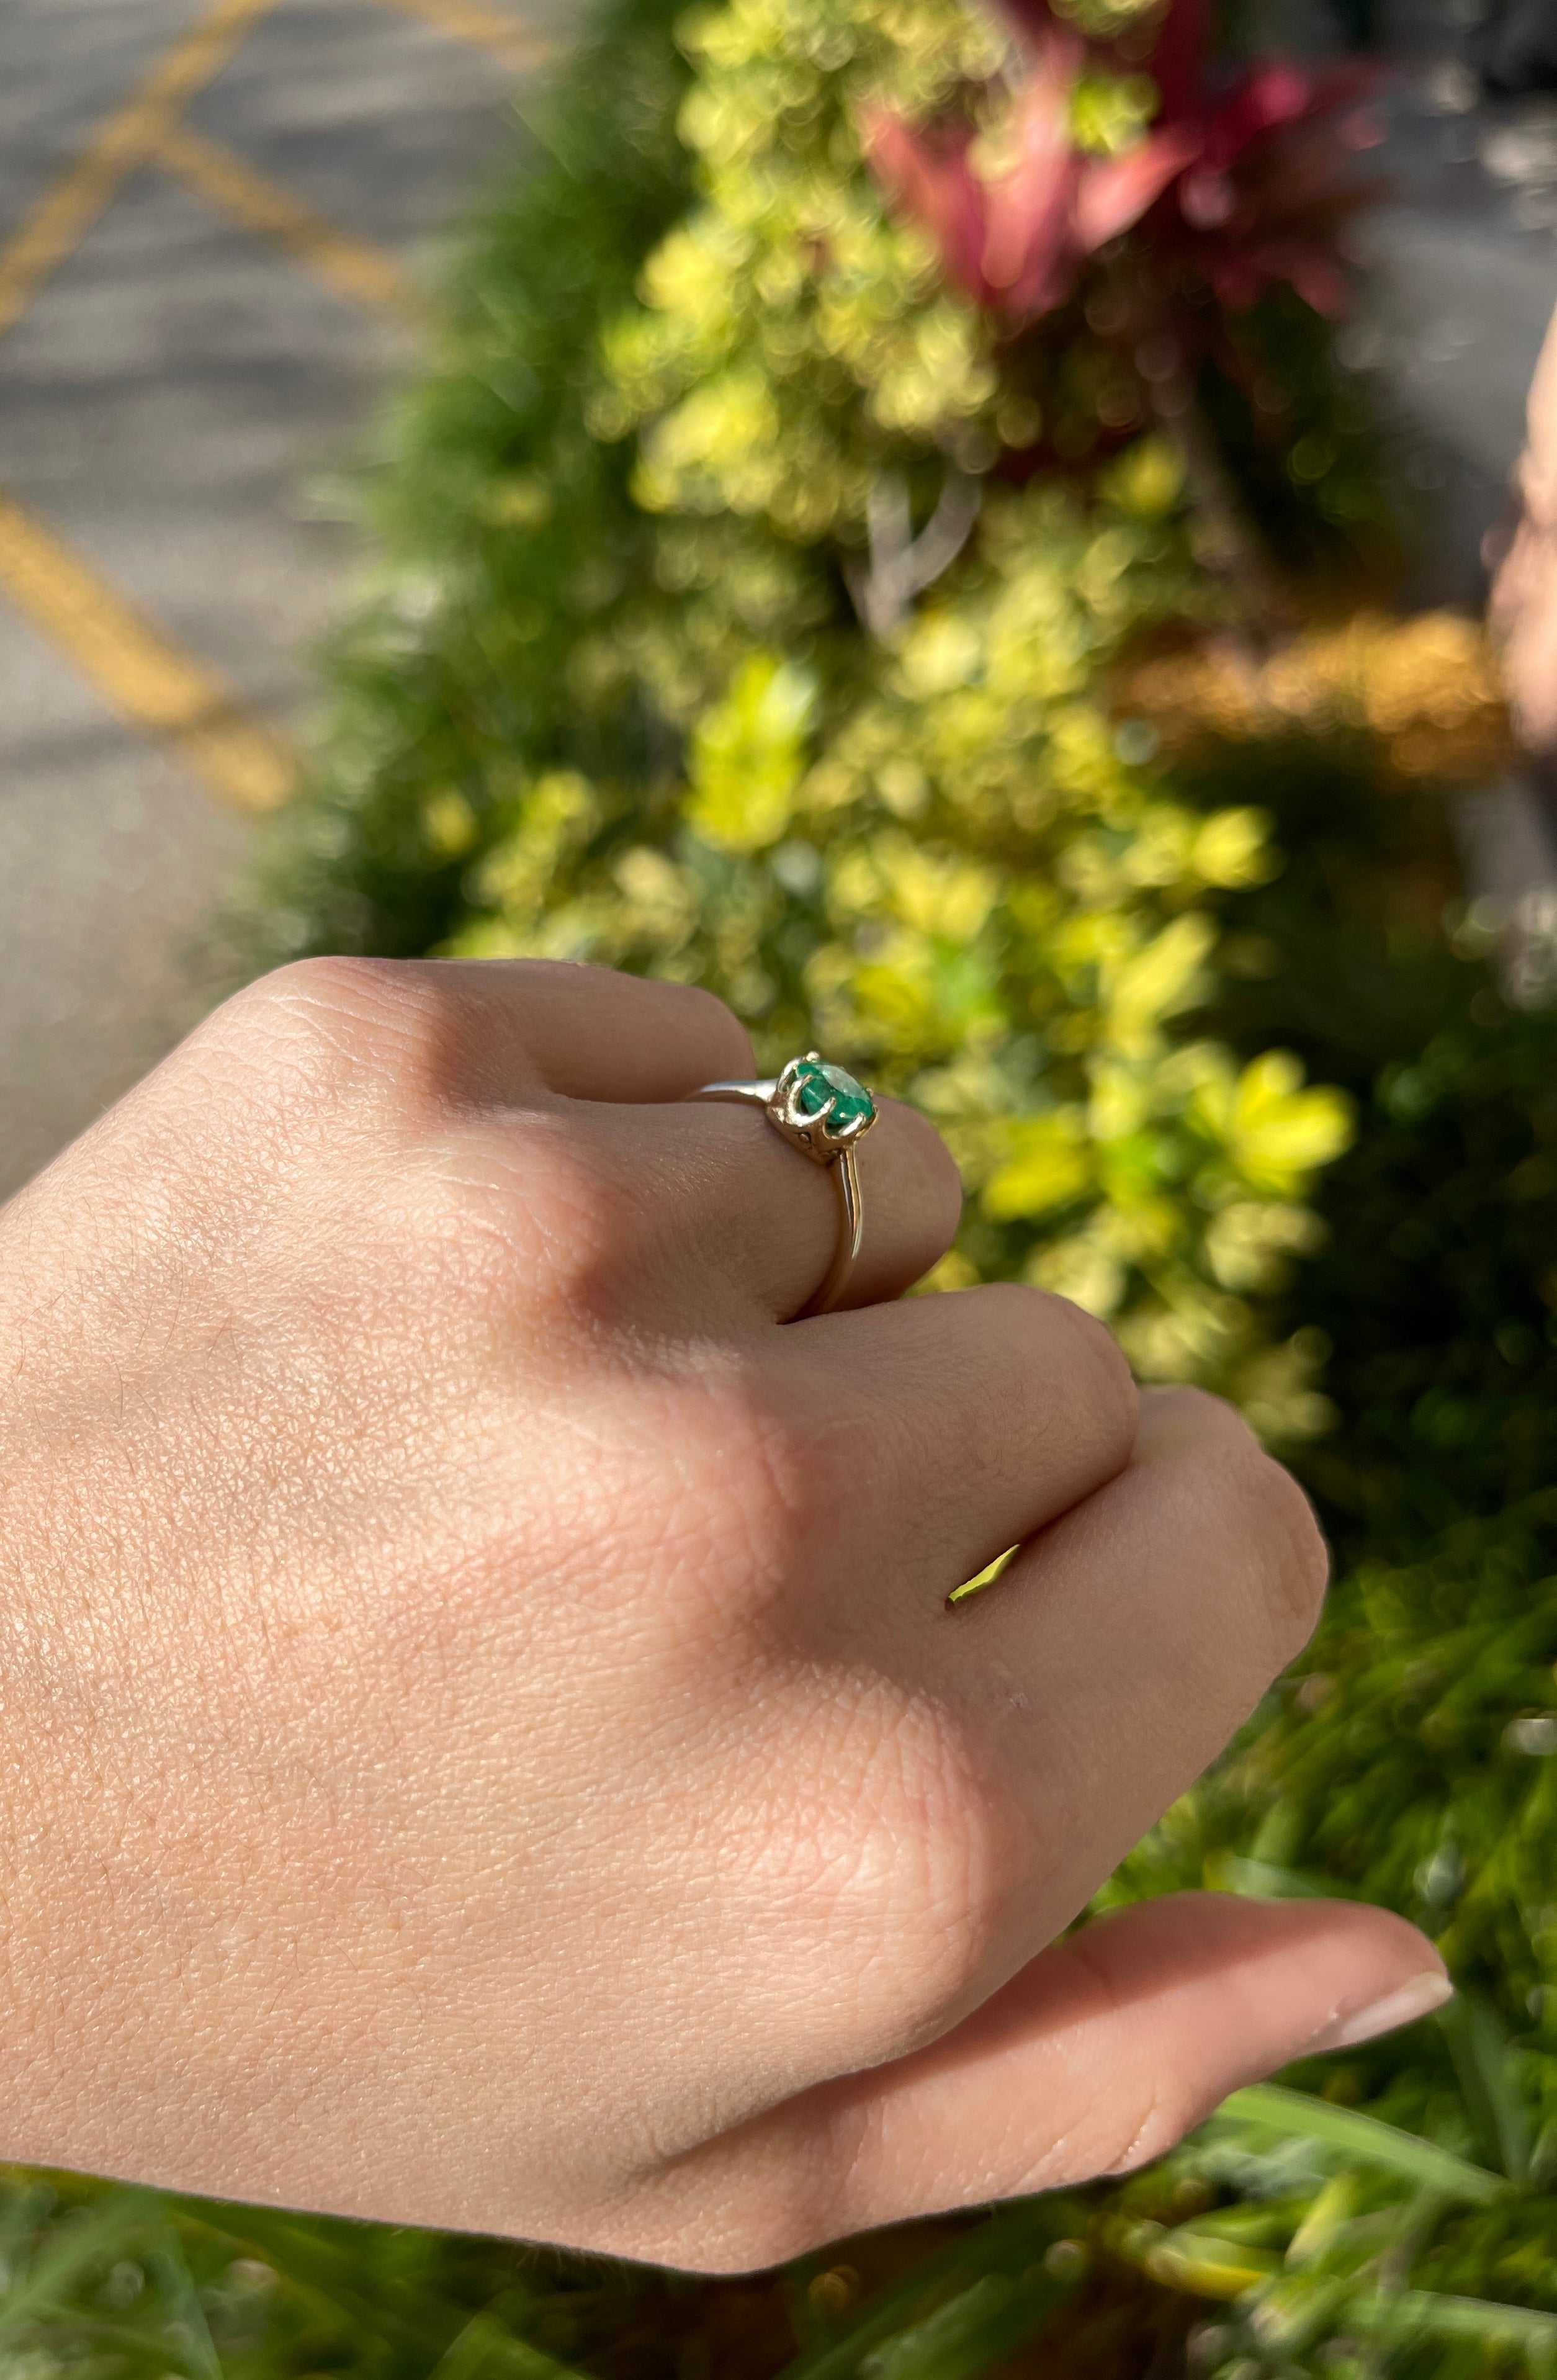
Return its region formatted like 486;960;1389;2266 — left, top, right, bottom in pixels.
688;1051;878;1318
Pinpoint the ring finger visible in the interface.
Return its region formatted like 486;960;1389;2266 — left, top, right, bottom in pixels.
385;963;958;1321
595;1082;964;1322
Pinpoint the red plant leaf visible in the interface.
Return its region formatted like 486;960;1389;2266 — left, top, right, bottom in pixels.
862;106;991;300
1144;0;1214;125
982;32;1085;305
1075;125;1202;250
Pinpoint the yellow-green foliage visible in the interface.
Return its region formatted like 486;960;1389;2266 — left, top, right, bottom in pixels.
593;0;1007;516
437;0;1353;1430
455;475;1348;1427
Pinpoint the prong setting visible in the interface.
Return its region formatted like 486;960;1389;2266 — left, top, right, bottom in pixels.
686;1051;875;1315
766;1051;877;1165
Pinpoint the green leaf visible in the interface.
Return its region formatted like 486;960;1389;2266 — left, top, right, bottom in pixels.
0;2189;158;2337
861;2266;1075;2380
686;652;817;853
985;1113;1092;1219
1440;1989;1533;2183
143;2234;223;2380
1218;2085;1510;2205
1348;2286;1557;2354
431;2307;598;2380
776;2204;1082;2380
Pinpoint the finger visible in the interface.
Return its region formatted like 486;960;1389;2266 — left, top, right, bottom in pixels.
379;964;952;1315
348;958;757;1105
621;1089;963;1321
757;1284;1138;1615
935;1389;1331;1968
730;1894;1450;2253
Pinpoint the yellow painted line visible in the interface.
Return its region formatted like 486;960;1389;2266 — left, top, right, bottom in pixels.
156;124;417;319
0;0;280;343
372;0;555;68
0;492;297;813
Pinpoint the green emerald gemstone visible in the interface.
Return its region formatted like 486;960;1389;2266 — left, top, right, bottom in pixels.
794;1057;874;1131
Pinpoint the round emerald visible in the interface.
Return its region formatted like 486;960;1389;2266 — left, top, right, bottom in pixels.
794;1057;874;1130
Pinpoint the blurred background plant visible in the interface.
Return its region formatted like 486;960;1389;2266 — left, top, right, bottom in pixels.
20;0;1557;2366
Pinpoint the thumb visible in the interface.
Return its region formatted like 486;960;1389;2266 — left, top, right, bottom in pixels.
774;1893;1450;2242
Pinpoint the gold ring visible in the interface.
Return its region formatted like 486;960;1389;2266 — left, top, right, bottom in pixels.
688;1051;878;1318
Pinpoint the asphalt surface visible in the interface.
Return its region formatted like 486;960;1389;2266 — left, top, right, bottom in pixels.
0;0;554;1200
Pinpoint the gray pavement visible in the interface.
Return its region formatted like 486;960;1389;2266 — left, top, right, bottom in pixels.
0;1;203;238
0;634;247;1184
1361;29;1557;605
2;168;403;716
0;0;549;1200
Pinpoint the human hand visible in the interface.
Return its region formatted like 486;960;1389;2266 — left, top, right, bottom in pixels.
0;959;1447;2268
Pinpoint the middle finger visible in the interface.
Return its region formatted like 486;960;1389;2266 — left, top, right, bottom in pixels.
933;1386;1329;1954
762;1282;1141;1620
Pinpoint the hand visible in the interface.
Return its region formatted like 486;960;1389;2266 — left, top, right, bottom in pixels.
0;959;1445;2270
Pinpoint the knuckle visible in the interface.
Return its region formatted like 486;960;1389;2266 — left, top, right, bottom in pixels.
1062;1297;1140;1454
212;958;451;1123
233;954;403;1036
742;1447;824;1589
1026;1286;1139;1466
686;1388;820;1593
673;982;756;1079
605;1367;820;1628
1165;1387;1330;1666
709;1671;1018;2055
959;1282;1139;1486
750;1401;866;1566
378;1111;641;1331
891;1101;965;1243
1250;1453;1330;1658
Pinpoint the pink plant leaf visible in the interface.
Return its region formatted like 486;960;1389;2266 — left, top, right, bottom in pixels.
1201;58;1378;168
862;106;992;300
1075;125;1202;250
990;0;1066;54
1284;250;1353;316
982;33;1087;304
861;1;1380;330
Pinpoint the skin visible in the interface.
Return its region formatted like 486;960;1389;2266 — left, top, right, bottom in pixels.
0;957;1444;2271
1489;301;1557;752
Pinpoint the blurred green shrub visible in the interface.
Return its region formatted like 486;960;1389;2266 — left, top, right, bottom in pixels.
446;472;1354;1429
249;0;694;961
253;0;1426;1435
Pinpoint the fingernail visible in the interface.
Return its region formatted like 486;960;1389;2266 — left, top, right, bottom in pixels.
1309;1968;1454;2054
